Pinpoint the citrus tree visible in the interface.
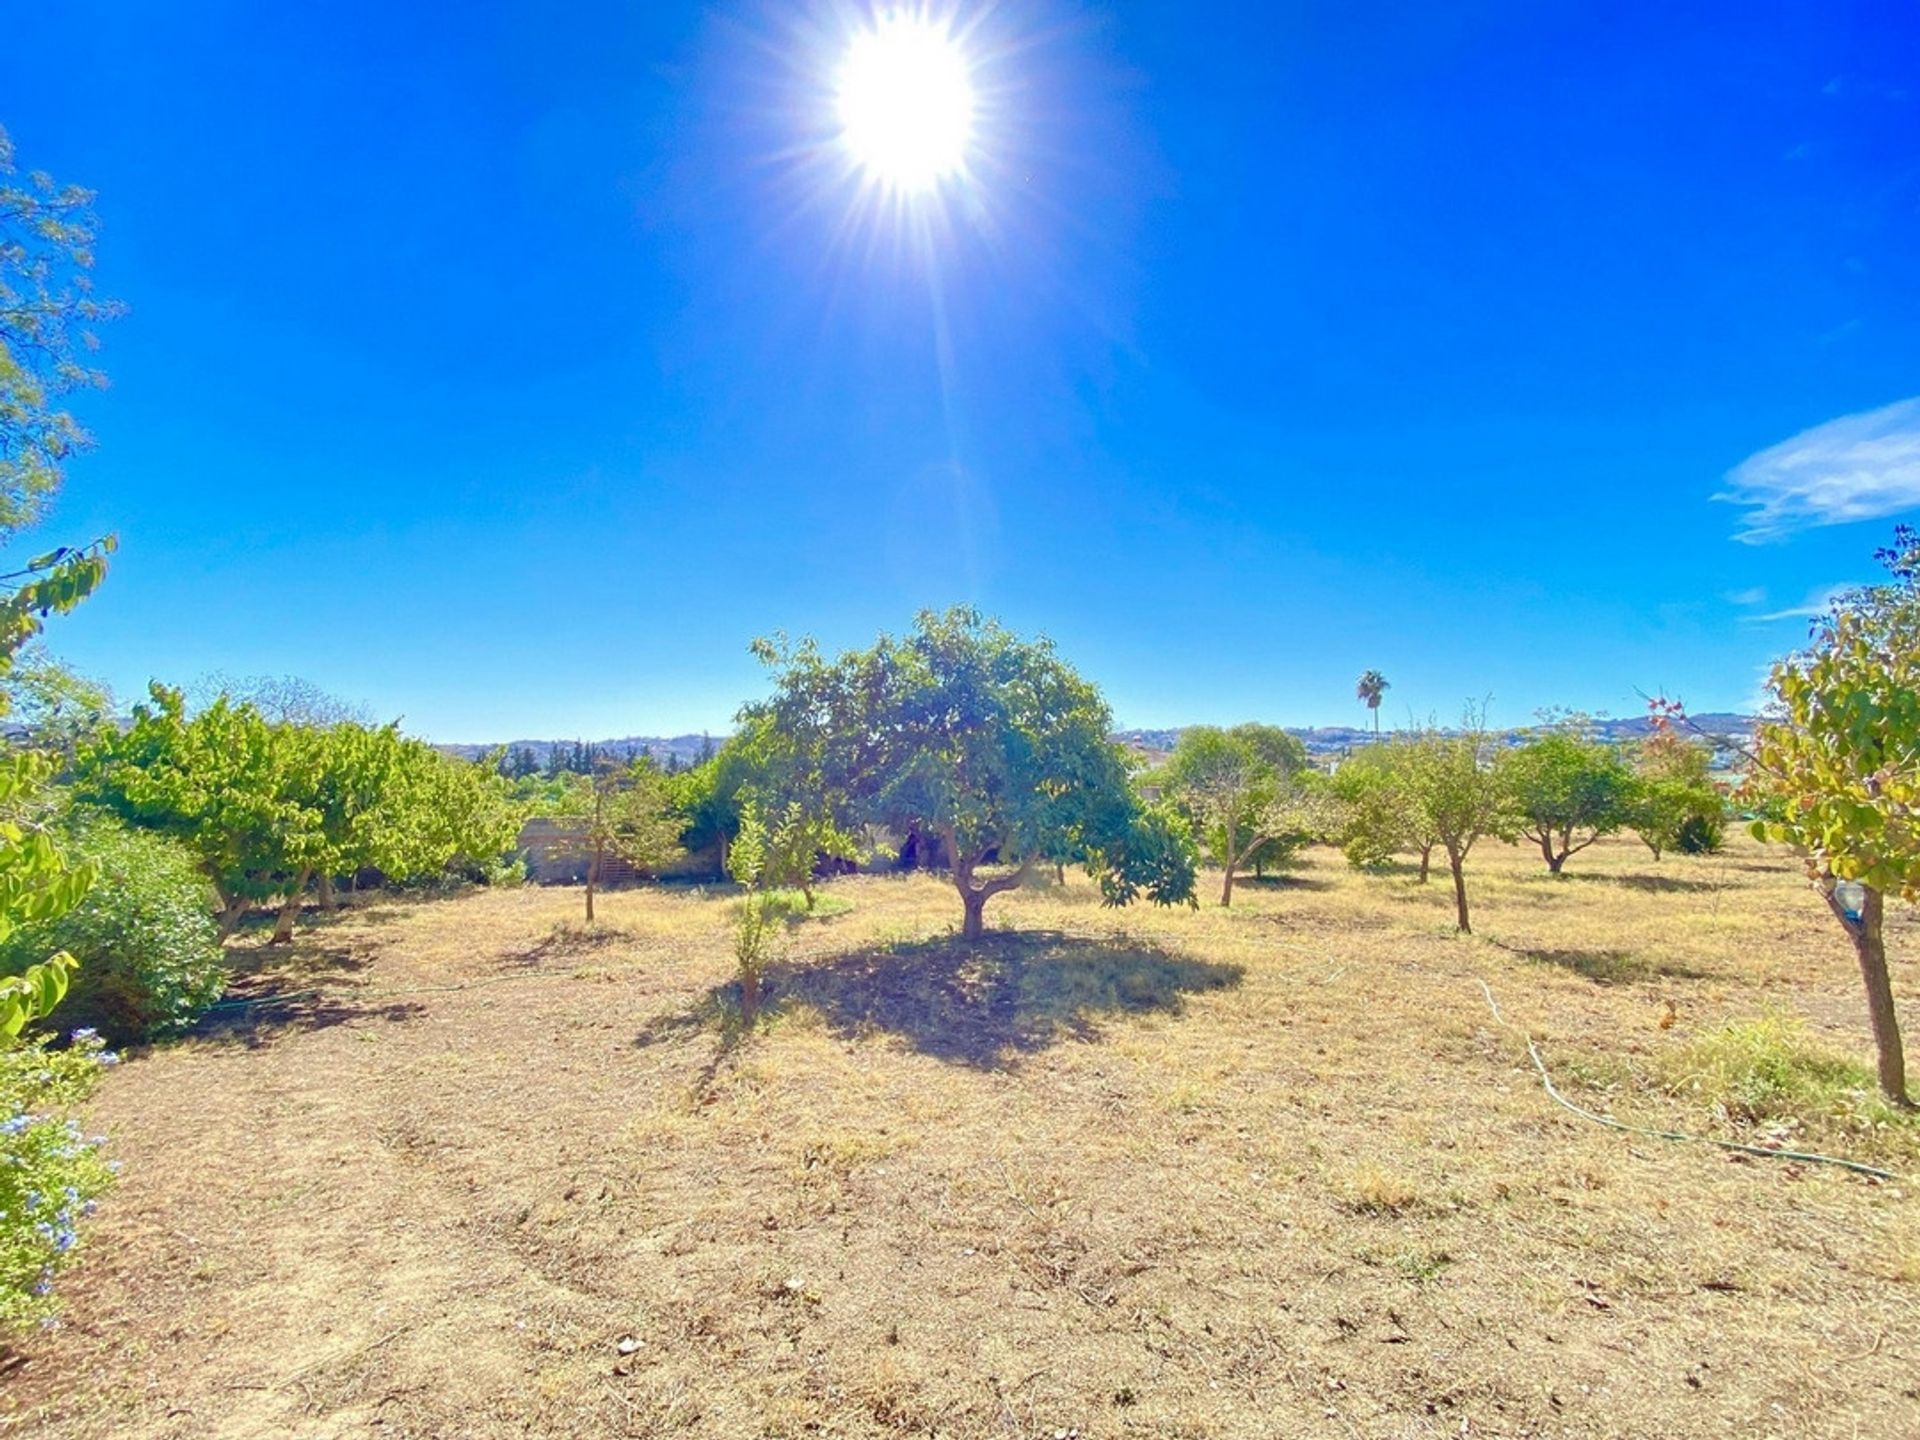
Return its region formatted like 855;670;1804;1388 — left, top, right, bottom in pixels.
1746;529;1920;1107
744;608;1196;940
1332;740;1439;878
1160;723;1313;905
1499;724;1634;874
1403;716;1513;934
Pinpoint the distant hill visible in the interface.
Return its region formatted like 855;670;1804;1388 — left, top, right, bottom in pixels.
1116;713;1757;764
447;715;1758;771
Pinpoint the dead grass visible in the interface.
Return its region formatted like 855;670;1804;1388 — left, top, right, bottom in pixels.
4;835;1919;1438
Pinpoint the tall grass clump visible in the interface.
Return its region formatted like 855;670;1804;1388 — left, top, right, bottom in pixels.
1658;1013;1892;1127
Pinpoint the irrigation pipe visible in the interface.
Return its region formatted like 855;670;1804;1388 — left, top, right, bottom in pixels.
1474;978;1898;1181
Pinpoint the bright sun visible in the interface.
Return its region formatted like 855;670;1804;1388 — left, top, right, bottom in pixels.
835;14;976;192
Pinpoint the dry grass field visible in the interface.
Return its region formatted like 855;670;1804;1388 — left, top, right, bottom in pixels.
4;834;1918;1439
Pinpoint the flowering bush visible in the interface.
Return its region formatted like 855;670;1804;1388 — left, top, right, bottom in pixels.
0;1030;115;1329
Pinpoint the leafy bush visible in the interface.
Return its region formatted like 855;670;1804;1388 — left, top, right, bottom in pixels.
1675;810;1724;855
0;815;225;1043
1;1030;116;1329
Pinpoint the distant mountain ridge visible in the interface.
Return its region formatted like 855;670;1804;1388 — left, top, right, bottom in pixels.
1116;712;1756;759
437;734;722;767
441;715;1757;768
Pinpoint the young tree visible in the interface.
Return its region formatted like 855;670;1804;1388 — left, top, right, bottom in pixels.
1331;741;1437;879
1355;670;1390;734
1403;716;1512;933
1499;726;1634;874
554;759;683;923
1161;723;1311;905
1624;705;1725;859
744;608;1197;940
1746;529;1920;1107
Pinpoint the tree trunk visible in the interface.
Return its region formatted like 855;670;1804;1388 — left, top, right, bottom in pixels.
215;892;250;939
1448;849;1471;934
586;840;600;924
269;869;311;946
1830;884;1912;1108
961;886;986;941
1220;866;1236;907
740;966;761;1023
317;873;337;910
1417;844;1432;884
1055;862;1066;886
1538;832;1559;873
717;833;730;880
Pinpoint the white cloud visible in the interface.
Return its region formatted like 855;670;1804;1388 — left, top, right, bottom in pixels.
1723;586;1767;606
1743;583;1851;622
1718;395;1920;542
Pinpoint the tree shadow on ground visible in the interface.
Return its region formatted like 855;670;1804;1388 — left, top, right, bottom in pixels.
1238;874;1335;892
643;930;1243;1070
1561;871;1727;895
1494;940;1711;986
501;921;636;971
196;942;422;1049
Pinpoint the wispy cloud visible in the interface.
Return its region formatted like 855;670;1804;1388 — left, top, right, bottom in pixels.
1718;395;1920;542
1722;586;1767;606
1742;583;1851;622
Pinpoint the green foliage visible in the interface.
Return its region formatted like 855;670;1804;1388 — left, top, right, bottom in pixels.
1747;558;1920;901
1160;723;1313;902
1354;669;1389;731
1085;802;1200;908
1331;742;1434;871
1744;528;1920;1104
0;126;123;540
0;952;74;1043
0;541;114;696
76;686;520;937
743;608;1196;937
669;733;758;869
0;814;224;1042
1658;1014;1900;1128
1498;727;1633;873
554;761;684;872
0;751;92;1038
550;760;684;921
1398;716;1513;932
0;1030;115;1330
0;648;113;758
1623;711;1724;860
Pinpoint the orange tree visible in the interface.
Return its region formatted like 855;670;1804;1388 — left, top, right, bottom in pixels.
1747;528;1920;1107
743;608;1196;940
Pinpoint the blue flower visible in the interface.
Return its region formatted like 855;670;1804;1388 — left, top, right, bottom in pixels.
70;1028;99;1043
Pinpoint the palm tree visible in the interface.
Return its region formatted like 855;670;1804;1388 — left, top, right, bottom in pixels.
1355;670;1389;734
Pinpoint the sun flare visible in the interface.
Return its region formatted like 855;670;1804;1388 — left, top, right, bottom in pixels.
835;14;976;192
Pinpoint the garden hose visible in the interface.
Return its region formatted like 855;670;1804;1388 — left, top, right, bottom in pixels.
1475;978;1898;1181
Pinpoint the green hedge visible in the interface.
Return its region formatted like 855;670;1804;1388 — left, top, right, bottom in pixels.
0;815;226;1043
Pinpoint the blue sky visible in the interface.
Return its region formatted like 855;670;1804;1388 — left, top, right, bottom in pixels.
5;1;1918;740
